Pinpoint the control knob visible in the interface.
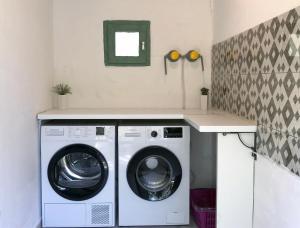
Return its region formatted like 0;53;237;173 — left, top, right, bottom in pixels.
151;131;158;138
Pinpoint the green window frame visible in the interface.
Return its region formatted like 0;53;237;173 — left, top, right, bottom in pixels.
103;20;150;66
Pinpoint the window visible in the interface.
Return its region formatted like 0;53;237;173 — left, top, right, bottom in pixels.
103;20;150;66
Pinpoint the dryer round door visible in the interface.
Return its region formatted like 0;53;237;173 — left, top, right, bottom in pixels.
48;144;109;201
127;146;182;201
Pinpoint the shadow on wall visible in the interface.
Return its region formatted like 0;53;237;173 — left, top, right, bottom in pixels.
211;6;300;176
190;128;216;189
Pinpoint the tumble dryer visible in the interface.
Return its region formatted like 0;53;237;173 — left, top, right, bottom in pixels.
118;124;190;226
41;121;115;227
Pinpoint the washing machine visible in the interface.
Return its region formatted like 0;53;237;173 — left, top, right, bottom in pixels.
118;123;190;226
41;121;115;227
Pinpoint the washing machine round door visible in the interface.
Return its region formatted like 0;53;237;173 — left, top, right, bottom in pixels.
127;146;182;201
48;144;108;201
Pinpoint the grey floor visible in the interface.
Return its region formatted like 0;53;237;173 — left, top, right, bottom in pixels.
49;218;198;228
117;218;197;228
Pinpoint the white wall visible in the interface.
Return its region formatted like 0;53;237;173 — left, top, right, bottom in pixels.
213;0;300;43
254;155;300;228
0;0;53;227
53;0;213;109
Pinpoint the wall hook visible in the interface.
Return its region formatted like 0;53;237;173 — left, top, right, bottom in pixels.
184;50;204;71
164;50;182;75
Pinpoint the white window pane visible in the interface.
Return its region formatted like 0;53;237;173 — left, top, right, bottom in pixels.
115;32;139;57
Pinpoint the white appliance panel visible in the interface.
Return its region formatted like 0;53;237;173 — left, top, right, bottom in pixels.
41;125;115;227
118;125;190;226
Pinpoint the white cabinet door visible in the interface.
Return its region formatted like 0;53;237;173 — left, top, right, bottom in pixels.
217;133;254;228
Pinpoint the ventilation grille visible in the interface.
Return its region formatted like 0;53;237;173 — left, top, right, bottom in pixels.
91;204;110;225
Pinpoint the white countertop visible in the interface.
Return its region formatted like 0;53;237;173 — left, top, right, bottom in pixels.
37;108;257;133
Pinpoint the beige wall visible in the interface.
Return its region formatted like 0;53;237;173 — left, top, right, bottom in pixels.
213;0;300;43
53;0;213;109
0;0;53;227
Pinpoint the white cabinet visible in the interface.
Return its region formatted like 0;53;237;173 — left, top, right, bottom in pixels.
216;133;255;228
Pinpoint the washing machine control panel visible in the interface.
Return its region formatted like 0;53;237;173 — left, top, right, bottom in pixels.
163;127;183;138
146;127;183;140
146;127;163;140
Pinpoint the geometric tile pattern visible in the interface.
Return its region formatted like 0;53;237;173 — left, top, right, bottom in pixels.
211;6;300;175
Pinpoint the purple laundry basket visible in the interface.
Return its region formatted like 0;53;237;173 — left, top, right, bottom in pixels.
190;188;216;228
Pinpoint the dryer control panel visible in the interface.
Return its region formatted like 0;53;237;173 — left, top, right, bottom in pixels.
43;126;115;141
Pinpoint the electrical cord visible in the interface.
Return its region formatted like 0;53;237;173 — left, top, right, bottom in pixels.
223;132;257;159
237;133;257;160
237;133;255;151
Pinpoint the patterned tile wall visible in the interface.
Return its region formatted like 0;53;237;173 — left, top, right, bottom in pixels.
211;6;300;175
